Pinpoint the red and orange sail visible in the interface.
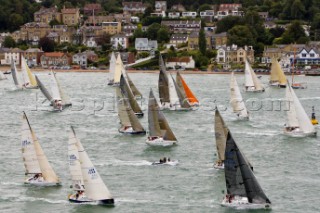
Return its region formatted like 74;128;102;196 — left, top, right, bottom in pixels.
176;72;199;105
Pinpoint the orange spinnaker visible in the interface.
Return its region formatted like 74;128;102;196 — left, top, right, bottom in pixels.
180;75;199;104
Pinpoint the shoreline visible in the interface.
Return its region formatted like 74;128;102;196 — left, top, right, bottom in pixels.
0;66;272;75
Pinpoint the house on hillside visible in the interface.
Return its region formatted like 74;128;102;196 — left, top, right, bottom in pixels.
135;38;158;51
166;56;195;69
40;52;71;68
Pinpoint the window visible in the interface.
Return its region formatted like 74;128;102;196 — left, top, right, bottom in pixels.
302;53;306;57
310;53;315;57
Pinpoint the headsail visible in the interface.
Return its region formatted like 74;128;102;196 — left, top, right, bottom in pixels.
50;71;62;101
171;74;191;109
74;128;113;201
21;56;37;87
126;73;142;98
230;72;249;118
68;127;85;191
52;72;71;105
214;109;228;162
109;52;116;77
225;132;270;204
22;112;60;183
176;71;199;105
245;59;264;91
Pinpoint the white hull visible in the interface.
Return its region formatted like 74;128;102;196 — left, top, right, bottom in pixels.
213;162;224;170
118;126;146;135
152;160;179;166
284;128;317;137
69;194;114;205
146;137;176;146
112;82;120;87
245;87;264;93
24;179;60;187
160;103;192;111
221;196;271;209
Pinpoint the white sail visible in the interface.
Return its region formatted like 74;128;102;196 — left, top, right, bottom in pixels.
22;113;60;183
285;85;299;127
168;72;180;107
21;113;41;175
53;72;71;105
68;127;85;191
21;56;30;86
230;72;249;118
244;60;255;88
109;52;116;76
288;84;315;133
113;54;123;85
50;71;61;101
76;131;113;200
11;59;22;88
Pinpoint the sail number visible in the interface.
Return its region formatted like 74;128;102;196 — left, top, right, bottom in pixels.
22;140;31;147
88;167;98;179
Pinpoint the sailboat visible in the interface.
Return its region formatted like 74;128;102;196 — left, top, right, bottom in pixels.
21;112;60;186
176;71;199;106
146;89;177;146
35;72;72;111
244;59;264;92
284;82;316;137
222;131;271;209
116;87;146;134
158;55;191;110
10;59;23;89
107;52;116;85
230;72;249;119
21;56;38;89
68;126;114;205
120;74;143;117
269;58;287;88
290;46;306;89
213;108;228;169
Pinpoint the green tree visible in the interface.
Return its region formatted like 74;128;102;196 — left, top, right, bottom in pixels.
215;16;244;34
227;25;255;47
157;27;170;43
8;13;24;32
199;28;206;55
133;25;145;39
291;0;306;19
38;37;55;52
281;20;309;44
146;23;161;40
198;4;211;12
3;36;16;48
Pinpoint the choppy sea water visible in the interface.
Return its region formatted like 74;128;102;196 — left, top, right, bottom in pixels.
0;71;319;213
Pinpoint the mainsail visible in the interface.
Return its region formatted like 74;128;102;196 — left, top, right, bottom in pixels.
35;75;53;103
11;59;21;88
50;72;62;101
230;72;249;118
148;89;177;141
52;72;71;105
68;127;85;191
176;71;199;105
120;74;143;116
72;127;113;201
270;58;286;86
113;54;123;85
286;82;315;133
21;56;37;87
109;52;116;77
224;132;271;204
126;73;142;98
245;59;264;91
158;56;170;105
22;112;60;183
116;87;145;132
214;109;228;162
171;73;191;109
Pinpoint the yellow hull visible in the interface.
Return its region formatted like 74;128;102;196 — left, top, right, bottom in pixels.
311;119;318;125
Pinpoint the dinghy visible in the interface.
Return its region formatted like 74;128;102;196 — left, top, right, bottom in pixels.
284;82;316;137
68;126;114;205
213;108;228;169
107;52;116;85
152;158;178;166
116;87;146;135
269;58;287;88
222;131;271;209
244;59;264;92
120;74;143;117
230;72;249;119
146;89;177;146
158;55;191;110
21;112;60;186
35;72;72;111
176;71;199;106
21;56;38;89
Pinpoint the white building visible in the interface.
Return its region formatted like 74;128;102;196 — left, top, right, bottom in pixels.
155;1;167;12
84;37;97;48
200;10;215;19
72;52;87;68
1;48;23;65
168;12;180;19
166;56;195;69
135;38;158;51
111;34;129;49
181;12;197;18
